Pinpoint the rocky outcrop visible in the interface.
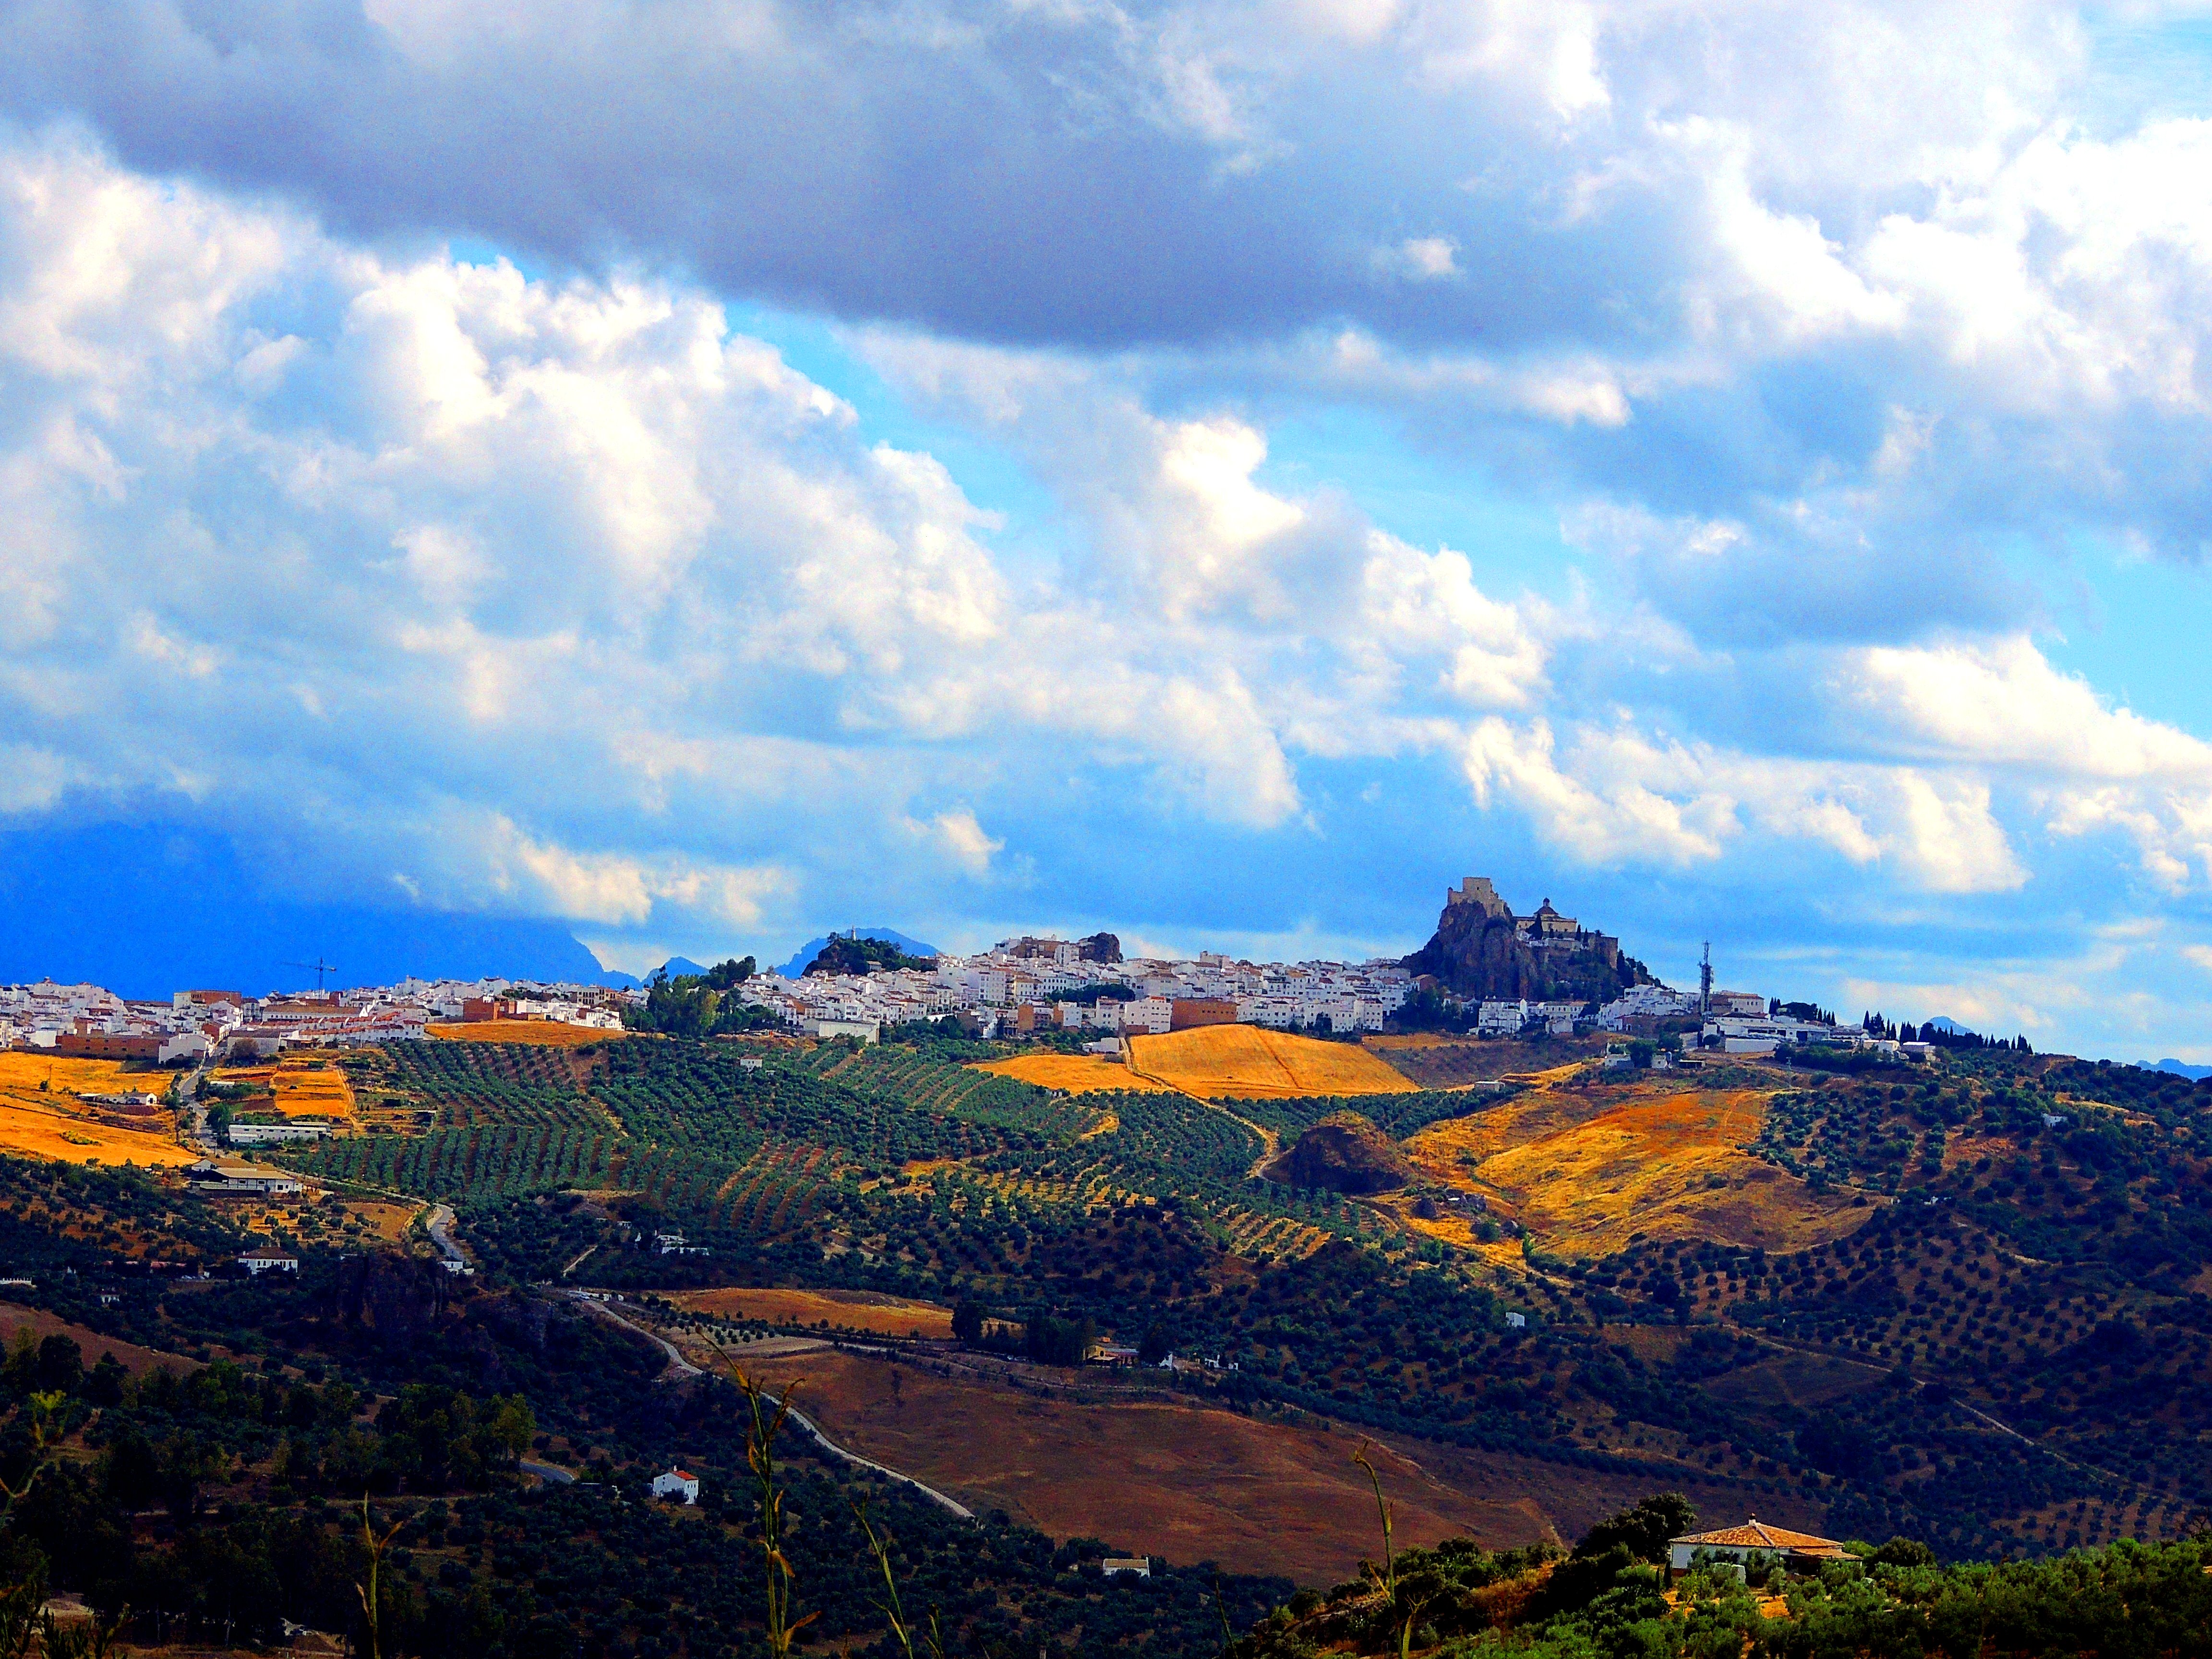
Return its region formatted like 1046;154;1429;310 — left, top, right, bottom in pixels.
1402;879;1651;1005
1003;932;1122;964
329;1252;467;1350
1271;1112;1414;1195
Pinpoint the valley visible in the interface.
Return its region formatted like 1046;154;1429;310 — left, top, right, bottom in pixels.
0;992;2201;1656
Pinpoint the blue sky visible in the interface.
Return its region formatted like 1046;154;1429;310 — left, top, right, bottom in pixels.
4;0;2212;1058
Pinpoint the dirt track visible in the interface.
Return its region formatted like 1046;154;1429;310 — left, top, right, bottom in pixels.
738;1346;1825;1583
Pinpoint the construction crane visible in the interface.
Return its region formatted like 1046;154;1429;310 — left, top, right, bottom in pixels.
284;957;338;993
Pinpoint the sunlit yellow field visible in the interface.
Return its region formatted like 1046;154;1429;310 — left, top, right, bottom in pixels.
1403;1084;1864;1257
0;1055;195;1168
216;1061;356;1120
671;1286;957;1338
0;1111;200;1168
1128;1025;1418;1099
970;1053;1174;1094
0;1052;157;1105
427;1021;620;1047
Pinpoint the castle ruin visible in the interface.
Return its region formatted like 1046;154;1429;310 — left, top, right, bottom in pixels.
1406;878;1648;1003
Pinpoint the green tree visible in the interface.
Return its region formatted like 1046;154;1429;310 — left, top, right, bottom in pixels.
950;1300;985;1345
33;1337;81;1396
486;1395;536;1469
1574;1493;1697;1564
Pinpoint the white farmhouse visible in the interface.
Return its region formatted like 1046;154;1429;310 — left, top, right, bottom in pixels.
1667;1519;1848;1576
652;1467;701;1504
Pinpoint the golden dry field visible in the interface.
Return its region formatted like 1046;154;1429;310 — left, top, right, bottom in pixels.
427;1021;621;1047
0;1052;157;1104
1403;1082;1866;1258
215;1060;355;1120
669;1286;956;1338
1127;1026;1418;1099
0;1054;197;1169
969;1053;1174;1094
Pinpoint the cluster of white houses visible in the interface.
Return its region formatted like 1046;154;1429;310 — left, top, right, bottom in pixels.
733;943;1416;1042
3;922;1923;1059
0;977;633;1058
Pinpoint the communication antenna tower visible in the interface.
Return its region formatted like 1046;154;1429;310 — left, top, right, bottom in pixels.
1698;941;1713;1018
284;956;338;993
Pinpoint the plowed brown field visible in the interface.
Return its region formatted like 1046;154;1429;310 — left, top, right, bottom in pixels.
969;1055;1174;1094
734;1347;1827;1581
1403;1084;1865;1257
1128;1027;1417;1099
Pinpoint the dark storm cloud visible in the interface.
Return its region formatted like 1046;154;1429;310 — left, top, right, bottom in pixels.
0;0;1656;348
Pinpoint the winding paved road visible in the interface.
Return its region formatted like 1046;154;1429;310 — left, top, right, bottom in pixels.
558;1292;974;1519
425;1204;465;1266
754;1379;974;1520
564;1290;704;1379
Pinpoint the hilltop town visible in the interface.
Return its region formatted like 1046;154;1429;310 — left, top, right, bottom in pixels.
3;879;1984;1067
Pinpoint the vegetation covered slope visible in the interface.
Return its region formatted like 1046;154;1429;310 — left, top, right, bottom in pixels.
0;1028;2204;1653
1227;1491;2212;1659
255;1033;2212;1563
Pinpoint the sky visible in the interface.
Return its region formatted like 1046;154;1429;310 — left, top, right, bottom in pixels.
3;1;2212;1057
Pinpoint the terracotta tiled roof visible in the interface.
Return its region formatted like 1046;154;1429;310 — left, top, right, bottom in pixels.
1672;1519;1848;1557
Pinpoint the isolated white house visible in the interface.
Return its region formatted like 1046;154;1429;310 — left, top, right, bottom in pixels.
652;1467;700;1504
236;1248;299;1275
1668;1520;1848;1575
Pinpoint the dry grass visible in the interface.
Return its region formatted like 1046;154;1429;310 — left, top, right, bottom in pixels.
0;1303;199;1378
735;1347;1551;1578
1128;1026;1418;1099
1404;1084;1865;1258
1363;1035;1609;1090
216;1061;356;1120
670;1286;956;1338
0;1107;199;1169
427;1021;621;1047
346;1201;420;1242
1703;1349;1886;1411
0;1053;155;1103
735;1348;1828;1580
969;1054;1174;1094
0;1054;196;1168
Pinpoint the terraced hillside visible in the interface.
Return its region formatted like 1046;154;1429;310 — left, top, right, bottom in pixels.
270;1030;2212;1564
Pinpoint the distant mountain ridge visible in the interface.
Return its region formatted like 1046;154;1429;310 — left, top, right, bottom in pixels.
0;820;639;996
2145;1058;2212;1081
